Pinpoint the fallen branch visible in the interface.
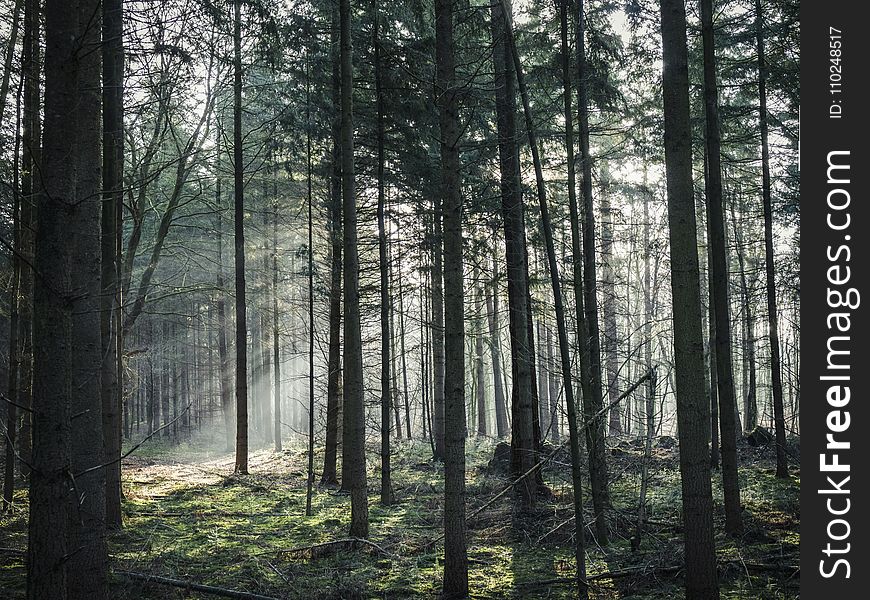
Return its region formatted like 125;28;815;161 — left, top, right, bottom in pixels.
115;571;280;600
127;511;295;519
517;560;799;589
266;537;396;560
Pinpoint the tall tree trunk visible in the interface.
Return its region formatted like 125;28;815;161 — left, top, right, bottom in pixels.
28;4;76;594
475;274;487;437
755;0;788;478
601;179;621;435
388;234;402;440
420;276;432;446
701;152;720;468
431;199;446;461
490;0;537;510
374;7;393;506
699;0;742;535
102;0;124;530
339;0;369;539
397;245;412;439
436;0;468;593
215;120;234;453
3;116;20;513
658;0;720;595
730;196;756;431
68;1;109;595
574;0;611;543
16;0;39;476
233;0;249;474
546;325;560;444
304;61;314;514
275;167;283;452
28;0;101;595
485;256;509;439
322;0;342;487
536;318;549;438
503;0;590;588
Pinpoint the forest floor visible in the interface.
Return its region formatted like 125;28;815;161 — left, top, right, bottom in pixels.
0;432;799;599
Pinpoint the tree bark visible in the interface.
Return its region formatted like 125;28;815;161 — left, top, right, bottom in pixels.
485;256;508;439
16;0;39;477
601;178;621;435
374;6;393;506
233;0;249;474
436;0;468;593
67;1;109;595
574;0;611;543
339;0;369;539
431;200;446;461
730;196;756;432
4;116;20;512
699;0;742;535
28;2;85;595
546;325;560;444
755;0;788;478
322;0;342;487
475;277;487;437
275;163;284;452
658;0;720;595
102;0;124;530
490;0;537;510
304;62;314;514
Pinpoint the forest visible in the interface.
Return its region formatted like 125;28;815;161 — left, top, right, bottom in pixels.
0;0;799;598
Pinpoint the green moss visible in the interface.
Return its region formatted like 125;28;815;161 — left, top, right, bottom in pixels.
0;438;798;599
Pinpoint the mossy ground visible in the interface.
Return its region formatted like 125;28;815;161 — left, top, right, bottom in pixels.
0;433;799;599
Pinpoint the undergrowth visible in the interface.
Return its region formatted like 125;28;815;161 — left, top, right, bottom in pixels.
0;432;799;599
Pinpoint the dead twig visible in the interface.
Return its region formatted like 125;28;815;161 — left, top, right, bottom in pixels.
263;537;397;560
115;570;280;600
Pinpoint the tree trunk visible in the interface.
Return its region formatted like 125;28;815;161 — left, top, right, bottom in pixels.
304;62;314;515
755;0;788;478
730;195;756;432
699;0;742;535
546;325;560;444
215;120;234;453
101;0;124;530
436;0;468;593
16;0;39;477
322;0;342;487
504;1;589;589
601;179;621;435
475;275;487;437
374;7;393;506
485;256;508;439
658;0;720;595
275;162;284;452
536;318;549;439
28;1;90;595
3;124;20;512
233;0;249;474
339;0;369;539
431;199;446;461
397;240;412;439
490;0;537;510
574;0;611;543
67;1;109;594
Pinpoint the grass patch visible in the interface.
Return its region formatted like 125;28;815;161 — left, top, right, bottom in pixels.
0;434;798;598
